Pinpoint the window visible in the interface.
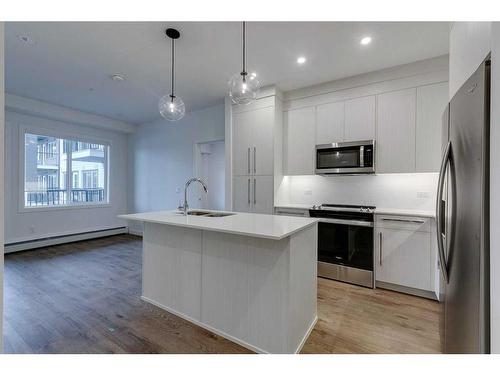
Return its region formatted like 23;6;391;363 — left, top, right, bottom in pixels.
24;132;109;208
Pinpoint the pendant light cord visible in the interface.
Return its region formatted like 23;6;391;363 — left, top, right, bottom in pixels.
171;36;175;98
242;21;246;75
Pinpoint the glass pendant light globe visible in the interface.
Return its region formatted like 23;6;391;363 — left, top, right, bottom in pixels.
159;94;185;121
228;72;260;105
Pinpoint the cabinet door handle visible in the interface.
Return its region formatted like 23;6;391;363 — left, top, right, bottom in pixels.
247;178;251;205
381;218;425;224
379;232;383;267
253;178;257;205
253;146;256;174
247;148;251;174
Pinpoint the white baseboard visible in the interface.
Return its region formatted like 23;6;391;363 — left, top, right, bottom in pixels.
4;227;128;253
294;315;318;354
376;281;438;300
128;228;143;236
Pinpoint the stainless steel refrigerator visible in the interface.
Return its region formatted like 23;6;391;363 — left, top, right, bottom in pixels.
437;59;490;353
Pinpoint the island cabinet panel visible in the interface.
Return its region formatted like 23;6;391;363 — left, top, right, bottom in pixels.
201;232;253;343
142;223;202;320
140;220;318;354
287;223;318;352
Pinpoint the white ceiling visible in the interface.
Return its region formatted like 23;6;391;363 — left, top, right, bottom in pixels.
5;22;450;124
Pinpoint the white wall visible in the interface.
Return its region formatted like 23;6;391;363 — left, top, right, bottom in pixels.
4;110;129;244
449;22;492;99
128;103;225;232
278;56;448;212
490;22;500;354
0;21;5;352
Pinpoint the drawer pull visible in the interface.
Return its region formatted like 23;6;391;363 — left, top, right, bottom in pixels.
381;218;425;224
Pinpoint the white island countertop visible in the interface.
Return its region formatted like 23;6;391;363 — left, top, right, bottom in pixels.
119;210;318;240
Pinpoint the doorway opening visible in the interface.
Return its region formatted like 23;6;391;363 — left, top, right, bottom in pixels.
193;139;225;211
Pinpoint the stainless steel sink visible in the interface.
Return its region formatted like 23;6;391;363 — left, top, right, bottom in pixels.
175;210;235;217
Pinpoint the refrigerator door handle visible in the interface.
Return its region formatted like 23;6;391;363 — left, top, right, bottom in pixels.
436;141;452;283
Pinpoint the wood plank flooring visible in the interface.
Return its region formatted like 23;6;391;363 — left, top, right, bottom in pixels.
3;234;441;354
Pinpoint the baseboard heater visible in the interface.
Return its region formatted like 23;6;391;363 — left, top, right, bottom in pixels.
4;227;128;254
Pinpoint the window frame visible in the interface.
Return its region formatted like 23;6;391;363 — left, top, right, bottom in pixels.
19;125;111;212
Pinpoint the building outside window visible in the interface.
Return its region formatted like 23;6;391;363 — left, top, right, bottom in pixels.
24;132;109;207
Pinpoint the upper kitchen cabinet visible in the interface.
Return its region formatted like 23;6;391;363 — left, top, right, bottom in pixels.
315;101;344;144
377;88;417;173
416;82;449;172
283;107;316;175
232;110;253;176
344;96;376;142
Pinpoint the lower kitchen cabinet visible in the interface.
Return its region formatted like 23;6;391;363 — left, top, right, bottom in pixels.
232;176;274;214
375;214;438;299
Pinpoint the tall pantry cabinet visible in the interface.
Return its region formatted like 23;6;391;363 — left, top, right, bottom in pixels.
230;88;283;214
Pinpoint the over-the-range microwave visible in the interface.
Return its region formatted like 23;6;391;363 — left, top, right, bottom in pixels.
315;140;375;175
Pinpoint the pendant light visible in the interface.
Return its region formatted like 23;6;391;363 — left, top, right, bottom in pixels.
159;28;185;121
228;22;260;105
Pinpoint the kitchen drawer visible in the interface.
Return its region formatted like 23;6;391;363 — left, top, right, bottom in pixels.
375;214;430;232
274;207;309;217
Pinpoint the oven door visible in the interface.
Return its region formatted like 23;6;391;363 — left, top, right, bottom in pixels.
317;219;374;271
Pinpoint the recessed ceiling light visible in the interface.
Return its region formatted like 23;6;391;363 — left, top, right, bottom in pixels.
360;36;372;45
110;73;126;82
297;56;307;64
17;34;36;46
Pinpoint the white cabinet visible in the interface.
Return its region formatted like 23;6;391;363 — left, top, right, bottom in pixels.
377;88;416;173
232;111;252;176
416;82;449;172
232;106;274;176
344;96;376;142
252;106;275;176
315;101;344;144
283;107;315;175
375;214;438;298
232;176;273;214
232;176;252;213
231;92;280;214
252;176;274;214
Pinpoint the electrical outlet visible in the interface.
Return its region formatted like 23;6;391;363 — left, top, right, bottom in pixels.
417;191;430;199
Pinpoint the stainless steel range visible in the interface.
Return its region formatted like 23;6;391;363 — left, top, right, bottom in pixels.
309;204;375;288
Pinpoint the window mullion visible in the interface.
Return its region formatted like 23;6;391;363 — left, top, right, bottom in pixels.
66;139;72;206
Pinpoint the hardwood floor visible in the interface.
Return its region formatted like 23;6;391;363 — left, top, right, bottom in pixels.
3;234;441;354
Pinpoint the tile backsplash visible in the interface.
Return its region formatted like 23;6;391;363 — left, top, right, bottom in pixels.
276;173;439;211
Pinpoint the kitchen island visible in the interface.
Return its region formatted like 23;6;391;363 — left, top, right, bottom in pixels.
119;210;318;354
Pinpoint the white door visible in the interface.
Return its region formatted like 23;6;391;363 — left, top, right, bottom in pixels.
283;107;315;175
251;106;275;176
252;176;274;214
377;88;416;173
315;101;344;144
375;228;431;291
344;96;376;142
416;82;449;172
232;110;252;176
232;176;252;213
